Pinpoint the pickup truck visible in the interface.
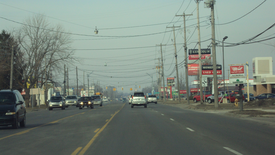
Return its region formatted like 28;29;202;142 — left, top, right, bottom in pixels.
193;92;212;103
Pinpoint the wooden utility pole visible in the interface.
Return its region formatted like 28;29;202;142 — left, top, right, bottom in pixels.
64;64;66;96
67;67;69;96
196;0;203;104
10;45;14;89
76;66;78;96
246;62;249;101
157;44;166;101
176;13;192;105
167;25;181;103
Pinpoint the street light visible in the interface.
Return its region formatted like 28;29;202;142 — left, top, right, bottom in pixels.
222;36;228;96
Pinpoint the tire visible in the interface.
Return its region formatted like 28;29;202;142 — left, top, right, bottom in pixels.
91;106;94;109
131;105;133;108
79;106;82;109
144;105;147;108
155;102;157;104
208;99;212;103
48;107;52;110
100;104;102;107
62;107;65;110
20;114;26;127
193;99;197;103
12;115;19;129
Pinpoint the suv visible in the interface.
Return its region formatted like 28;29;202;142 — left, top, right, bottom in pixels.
65;95;78;107
147;95;157;104
131;92;147;108
0;89;26;128
48;96;66;110
91;95;102;106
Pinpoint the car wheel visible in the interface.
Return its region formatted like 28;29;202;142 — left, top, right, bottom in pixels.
91;106;94;109
193;99;197;103
155;102;157;104
12;115;19;129
208;99;212;103
48;107;52;110
62;107;65;110
100;104;102;107
131;105;133;108
20;114;26;127
144;105;147;108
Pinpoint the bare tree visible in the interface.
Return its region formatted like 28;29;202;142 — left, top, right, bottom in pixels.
16;14;75;106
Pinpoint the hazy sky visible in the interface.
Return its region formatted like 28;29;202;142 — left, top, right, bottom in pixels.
1;0;274;93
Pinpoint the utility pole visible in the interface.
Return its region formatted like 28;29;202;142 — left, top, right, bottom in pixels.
176;13;192;105
205;0;219;108
157;44;166;101
87;75;89;96
195;0;203;104
10;45;14;89
76;66;78;96
246;62;249;101
67;67;69;96
64;64;66;97
83;71;85;95
167;25;181;103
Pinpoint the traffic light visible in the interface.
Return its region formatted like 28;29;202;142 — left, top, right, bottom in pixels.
122;87;123;90
139;86;141;88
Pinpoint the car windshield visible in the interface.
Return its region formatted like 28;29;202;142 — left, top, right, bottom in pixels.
0;92;16;104
51;97;62;100
80;97;92;101
91;96;100;99
66;96;77;99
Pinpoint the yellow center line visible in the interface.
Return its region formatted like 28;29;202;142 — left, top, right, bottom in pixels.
78;103;125;155
94;128;100;133
71;147;82;155
0;112;84;141
105;119;109;122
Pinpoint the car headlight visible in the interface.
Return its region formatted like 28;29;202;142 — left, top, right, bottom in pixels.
6;112;16;115
88;101;91;104
74;101;76;103
80;102;83;105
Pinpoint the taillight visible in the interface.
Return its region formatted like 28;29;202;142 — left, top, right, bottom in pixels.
132;96;133;99
144;95;146;99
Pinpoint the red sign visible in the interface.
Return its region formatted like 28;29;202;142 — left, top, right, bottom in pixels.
180;90;186;94
230;65;244;74
188;64;199;75
190;88;199;93
188;54;211;60
21;89;26;95
202;70;222;75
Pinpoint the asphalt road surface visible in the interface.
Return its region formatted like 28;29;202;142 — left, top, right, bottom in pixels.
1;101;275;155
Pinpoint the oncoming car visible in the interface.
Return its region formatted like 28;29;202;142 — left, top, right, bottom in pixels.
78;97;94;109
48;96;65;110
91;95;102;106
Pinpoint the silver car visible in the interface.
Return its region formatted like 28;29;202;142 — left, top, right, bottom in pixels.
91;95;102;106
48;96;65;110
147;95;157;104
65;95;78;106
131;92;147;108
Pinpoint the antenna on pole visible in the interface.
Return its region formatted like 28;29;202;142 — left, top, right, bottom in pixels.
94;26;98;34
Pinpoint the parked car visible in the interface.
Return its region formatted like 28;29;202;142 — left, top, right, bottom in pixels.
147;95;157;104
65;95;78;107
48;96;66;110
244;93;255;101
0;89;26;128
254;93;275;100
131;92;147;108
207;93;224;103
193;91;212;103
78;97;94;109
91;95;102;106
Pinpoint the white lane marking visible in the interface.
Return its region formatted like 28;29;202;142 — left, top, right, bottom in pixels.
170;118;174;121
161;114;164;116
223;147;243;155
186;127;195;132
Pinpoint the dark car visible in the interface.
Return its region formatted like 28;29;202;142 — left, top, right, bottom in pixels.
78;97;94;109
244;93;255;101
48;96;66;110
0;89;26;128
254;93;275;100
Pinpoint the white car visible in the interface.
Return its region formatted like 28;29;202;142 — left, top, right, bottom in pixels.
103;98;108;102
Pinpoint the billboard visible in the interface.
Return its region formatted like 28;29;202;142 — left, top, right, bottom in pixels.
179;90;186;94
188;49;211;55
188;54;211;60
230;65;244;77
202;65;222;75
167;77;175;86
190;88;199;93
188;64;199;75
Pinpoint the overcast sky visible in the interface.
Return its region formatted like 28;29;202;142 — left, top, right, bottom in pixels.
1;0;274;93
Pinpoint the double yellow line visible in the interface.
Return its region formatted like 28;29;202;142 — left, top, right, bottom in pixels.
72;103;125;155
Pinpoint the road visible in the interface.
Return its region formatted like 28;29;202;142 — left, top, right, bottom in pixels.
1;101;275;155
